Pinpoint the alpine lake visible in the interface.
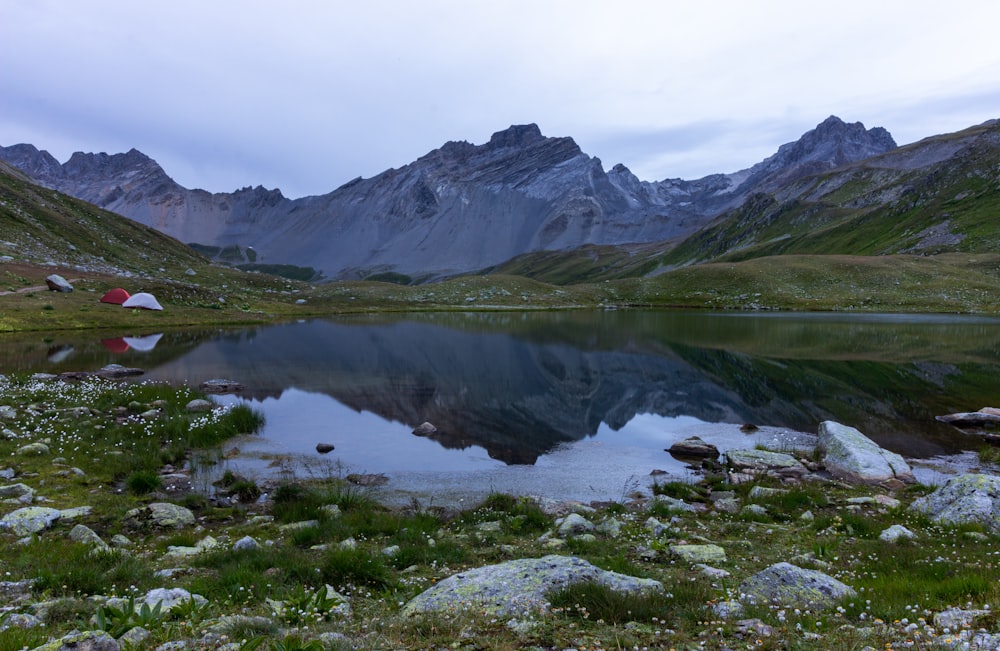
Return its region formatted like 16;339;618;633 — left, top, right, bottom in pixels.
4;309;1000;505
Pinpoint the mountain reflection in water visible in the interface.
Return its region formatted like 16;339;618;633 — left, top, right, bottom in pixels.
129;311;1000;465
5;311;1000;484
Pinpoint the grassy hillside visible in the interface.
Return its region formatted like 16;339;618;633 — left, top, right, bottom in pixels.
4;138;1000;337
657;121;1000;267
0;165;336;331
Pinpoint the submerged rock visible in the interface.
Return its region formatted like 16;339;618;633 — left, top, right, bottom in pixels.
402;554;662;617
199;379;246;393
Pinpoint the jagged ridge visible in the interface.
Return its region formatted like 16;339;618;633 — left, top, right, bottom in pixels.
1;117;900;280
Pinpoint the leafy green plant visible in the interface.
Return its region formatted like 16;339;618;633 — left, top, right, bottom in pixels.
169;595;212;628
95;595;165;637
268;584;345;625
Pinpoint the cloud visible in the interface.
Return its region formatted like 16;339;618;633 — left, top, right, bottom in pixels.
2;0;999;197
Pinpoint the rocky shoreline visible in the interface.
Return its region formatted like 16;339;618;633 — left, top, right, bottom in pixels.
2;372;1000;650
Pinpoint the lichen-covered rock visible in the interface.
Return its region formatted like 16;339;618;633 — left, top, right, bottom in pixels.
670;544;726;564
106;587;207;614
556;513;594;537
68;524;110;551
0;506;62;536
909;474;1000;532
649;494;697;512
16;442;49;456
0;483;35;501
0;612;42;630
878;524;916;543
28;630;119;651
739;562;856;609
402;554;662;617
818;421;914;484
726;449;805;475
123;502;195;530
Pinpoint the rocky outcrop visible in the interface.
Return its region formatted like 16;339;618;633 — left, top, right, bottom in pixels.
0;117;898;281
818;421;914;485
401;554;662;617
909;474;1000;532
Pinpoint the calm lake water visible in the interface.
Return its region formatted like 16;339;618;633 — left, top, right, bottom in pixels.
5;310;1000;503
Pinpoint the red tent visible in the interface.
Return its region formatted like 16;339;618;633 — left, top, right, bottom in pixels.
100;288;130;305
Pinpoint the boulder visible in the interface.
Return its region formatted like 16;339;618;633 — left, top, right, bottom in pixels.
909;474;1000;532
123;502;196;530
402;554;662;617
140;587;207;611
739;562;856;609
315;442;335;454
0;483;35;501
556;513;594;537
667;436;719;459
27;630;118;651
670;544;726;564
726;449;806;477
878;524;916;543
0;506;62;536
818;421;914;484
233;535;261;551
184;399;214;413
16;442;49;456
936;408;1000;429
649;494;697;512
68;524;110;551
45;274;74;292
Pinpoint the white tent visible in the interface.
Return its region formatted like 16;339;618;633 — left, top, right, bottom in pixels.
121;292;164;311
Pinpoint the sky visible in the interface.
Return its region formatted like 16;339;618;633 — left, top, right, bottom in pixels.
2;0;999;199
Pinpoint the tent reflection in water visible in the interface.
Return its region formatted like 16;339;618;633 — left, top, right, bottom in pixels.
100;338;130;353
123;334;163;352
100;334;163;353
121;292;164;311
99;287;130;305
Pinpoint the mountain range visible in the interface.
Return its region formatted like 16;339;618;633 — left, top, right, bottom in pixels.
0;115;933;282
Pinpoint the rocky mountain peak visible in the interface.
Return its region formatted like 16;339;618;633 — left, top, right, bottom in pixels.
732;116;897;193
0;144;64;182
63;148;164;179
488;123;546;149
768;115;897;168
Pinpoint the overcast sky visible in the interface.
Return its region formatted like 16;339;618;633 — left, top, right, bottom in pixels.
3;1;999;199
